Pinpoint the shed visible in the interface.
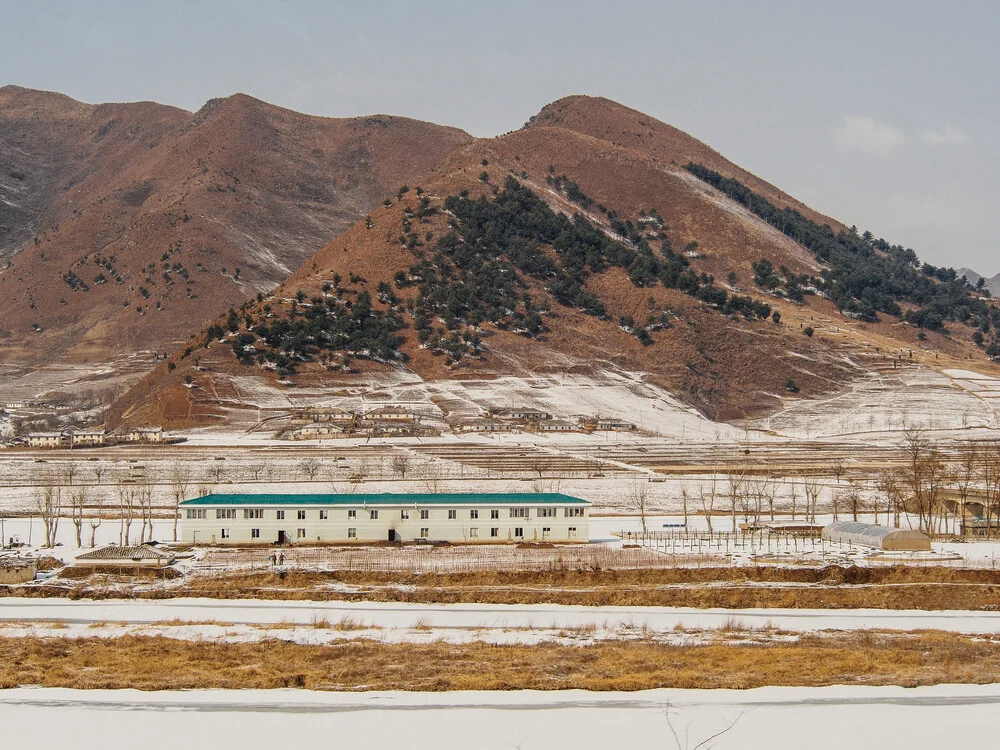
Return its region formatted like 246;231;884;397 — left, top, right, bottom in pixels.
822;521;931;551
0;557;37;584
75;543;176;568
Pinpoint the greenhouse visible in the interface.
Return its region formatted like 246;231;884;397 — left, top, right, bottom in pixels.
821;521;931;551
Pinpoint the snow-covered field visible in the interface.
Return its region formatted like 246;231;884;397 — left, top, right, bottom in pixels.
1;684;996;750
4;597;1000;644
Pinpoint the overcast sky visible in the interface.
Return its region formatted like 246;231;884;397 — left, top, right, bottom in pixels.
4;1;997;274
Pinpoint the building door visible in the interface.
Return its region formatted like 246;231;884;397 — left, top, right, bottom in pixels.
388;529;397;542
277;530;287;545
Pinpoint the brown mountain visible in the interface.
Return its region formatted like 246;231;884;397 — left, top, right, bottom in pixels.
108;95;994;429
0;85;471;365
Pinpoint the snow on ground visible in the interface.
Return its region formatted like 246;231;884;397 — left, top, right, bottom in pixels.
4;597;1000;639
0;684;997;750
745;365;1000;438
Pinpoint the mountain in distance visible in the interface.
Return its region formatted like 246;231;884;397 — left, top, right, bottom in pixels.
108;95;1000;429
0;85;471;367
957;268;1000;298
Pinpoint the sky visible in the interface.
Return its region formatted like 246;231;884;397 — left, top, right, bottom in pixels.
3;0;998;274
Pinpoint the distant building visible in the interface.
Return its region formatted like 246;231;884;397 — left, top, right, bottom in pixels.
287;423;349;440
26;432;69;449
120;427;164;443
181;492;591;545
454;420;514;434
494;408;551;422
591;418;636;432
295;407;355;424
537;419;577;432
363;406;419;422
70;429;107;448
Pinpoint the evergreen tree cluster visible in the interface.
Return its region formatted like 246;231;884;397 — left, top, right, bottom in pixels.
206;289;405;378
685;163;993;334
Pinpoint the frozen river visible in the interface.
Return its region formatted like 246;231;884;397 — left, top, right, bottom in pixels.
0;685;996;749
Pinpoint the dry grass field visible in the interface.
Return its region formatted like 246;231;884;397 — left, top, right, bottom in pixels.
2;631;1000;691
6;565;1000;611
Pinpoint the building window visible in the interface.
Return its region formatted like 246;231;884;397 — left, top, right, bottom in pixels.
490;527;499;538
296;528;306;538
319;510;328;520
221;528;230;539
420;527;429;538
216;509;236;519
470;509;479;519
251;528;261;539
401;509;410;519
297;510;306;520
347;527;357;539
509;508;529;518
568;527;577;538
565;508;584;518
537;507;556;518
276;510;285;520
186;509;206;519
514;527;524;538
348;509;357;519
369;509;379;520
469;527;479;538
542;527;551;535
244;509;264;519
448;509;457;519
490;509;499;519
420;509;429;520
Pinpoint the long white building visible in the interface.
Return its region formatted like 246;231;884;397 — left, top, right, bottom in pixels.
180;492;591;545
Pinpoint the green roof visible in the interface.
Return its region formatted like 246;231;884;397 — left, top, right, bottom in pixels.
180;492;590;507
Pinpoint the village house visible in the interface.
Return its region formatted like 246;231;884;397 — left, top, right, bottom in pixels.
493;408;551;422
454;420;514;434
181;492;591;545
363;406;420;422
590;418;637;432
70;429;107;447
293;407;355;424
537;419;578;432
26;431;69;449
119;427;164;443
286;423;349;440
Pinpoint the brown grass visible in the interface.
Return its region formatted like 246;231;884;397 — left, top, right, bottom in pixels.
1;632;999;691
9;565;1000;610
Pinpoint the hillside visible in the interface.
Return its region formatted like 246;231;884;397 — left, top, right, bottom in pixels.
107;96;999;429
0;85;472;365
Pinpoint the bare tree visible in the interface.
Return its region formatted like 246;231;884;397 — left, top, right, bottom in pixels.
726;458;751;533
299;458;321;481
136;474;154;543
628;475;650;533
391;453;412;480
904;430;947;535
803;478;822;523
88;492;104;548
34;474;63;548
170;462;190;542
248;464;265;481
697;474;719;533
788;480;799;521
68;483;89;547
117;483;137;546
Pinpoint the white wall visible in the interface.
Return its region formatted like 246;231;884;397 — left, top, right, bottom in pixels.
182;503;589;544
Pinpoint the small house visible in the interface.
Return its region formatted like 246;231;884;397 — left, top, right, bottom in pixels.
70;429;107;447
26;432;69;449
